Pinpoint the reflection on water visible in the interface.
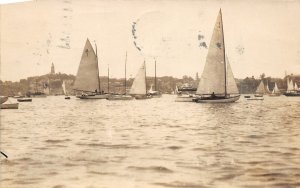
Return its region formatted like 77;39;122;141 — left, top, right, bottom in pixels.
1;95;300;187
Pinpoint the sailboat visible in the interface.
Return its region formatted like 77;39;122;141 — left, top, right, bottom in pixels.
62;81;70;99
254;80;265;98
107;52;133;100
73;39;110;99
194;9;240;103
148;60;162;98
129;60;151;99
269;82;281;96
0;96;19;109
284;77;300;96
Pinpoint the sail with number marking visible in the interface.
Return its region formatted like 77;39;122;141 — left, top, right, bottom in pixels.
197;10;239;96
73;39;100;92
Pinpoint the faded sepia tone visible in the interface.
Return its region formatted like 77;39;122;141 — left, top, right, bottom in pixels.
1;0;300;188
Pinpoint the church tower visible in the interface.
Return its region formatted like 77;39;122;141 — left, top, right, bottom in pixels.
51;63;55;74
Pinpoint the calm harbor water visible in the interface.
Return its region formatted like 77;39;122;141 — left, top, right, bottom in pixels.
1;95;300;188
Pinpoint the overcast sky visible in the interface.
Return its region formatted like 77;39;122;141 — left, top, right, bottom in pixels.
1;0;300;81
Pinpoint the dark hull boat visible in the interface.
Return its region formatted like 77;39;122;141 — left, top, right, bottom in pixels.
283;92;300;97
73;39;110;99
195;95;240;103
17;98;32;102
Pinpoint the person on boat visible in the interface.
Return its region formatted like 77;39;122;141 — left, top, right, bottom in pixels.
211;92;216;98
95;89;98;93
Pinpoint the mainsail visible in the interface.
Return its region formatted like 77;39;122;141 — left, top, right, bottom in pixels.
256;80;265;94
62;81;67;95
73;39;100;92
197;10;233;95
130;61;147;95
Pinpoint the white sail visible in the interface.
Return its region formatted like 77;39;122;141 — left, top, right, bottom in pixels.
265;81;271;93
226;56;239;94
272;82;280;94
62;81;67;95
256;80;265;94
294;82;299;90
130;62;146;95
73;39;100;92
287;78;294;91
148;84;154;93
197;10;226;95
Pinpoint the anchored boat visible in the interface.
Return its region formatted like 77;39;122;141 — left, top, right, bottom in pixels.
194;9;240;103
107;52;133;100
129;61;151;100
73;39;110;99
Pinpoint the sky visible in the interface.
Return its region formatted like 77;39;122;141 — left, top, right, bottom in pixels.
1;0;300;81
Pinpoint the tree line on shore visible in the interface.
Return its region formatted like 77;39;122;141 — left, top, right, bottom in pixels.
0;73;299;96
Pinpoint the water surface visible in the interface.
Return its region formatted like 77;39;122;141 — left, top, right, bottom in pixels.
1;95;300;187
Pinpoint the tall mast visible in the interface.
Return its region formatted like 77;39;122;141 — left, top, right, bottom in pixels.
124;51;127;95
107;64;110;94
95;42;101;92
155;59;157;91
220;9;227;97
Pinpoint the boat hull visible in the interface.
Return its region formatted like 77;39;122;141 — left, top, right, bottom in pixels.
283;92;300;97
17;98;32;102
254;94;263;97
1;103;19;109
133;95;152;100
195;95;240;103
77;94;110;99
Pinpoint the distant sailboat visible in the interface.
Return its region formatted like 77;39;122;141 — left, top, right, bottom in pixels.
129;61;151;99
284;77;300;96
269;82;281;96
62;81;70;99
294;82;299;90
73;39;110;99
265;80;271;94
0;96;19;109
148;60;162;98
194;9;240;103
107;52;133;100
254;80;265;98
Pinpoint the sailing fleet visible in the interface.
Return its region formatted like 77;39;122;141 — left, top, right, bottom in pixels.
1;9;299;109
